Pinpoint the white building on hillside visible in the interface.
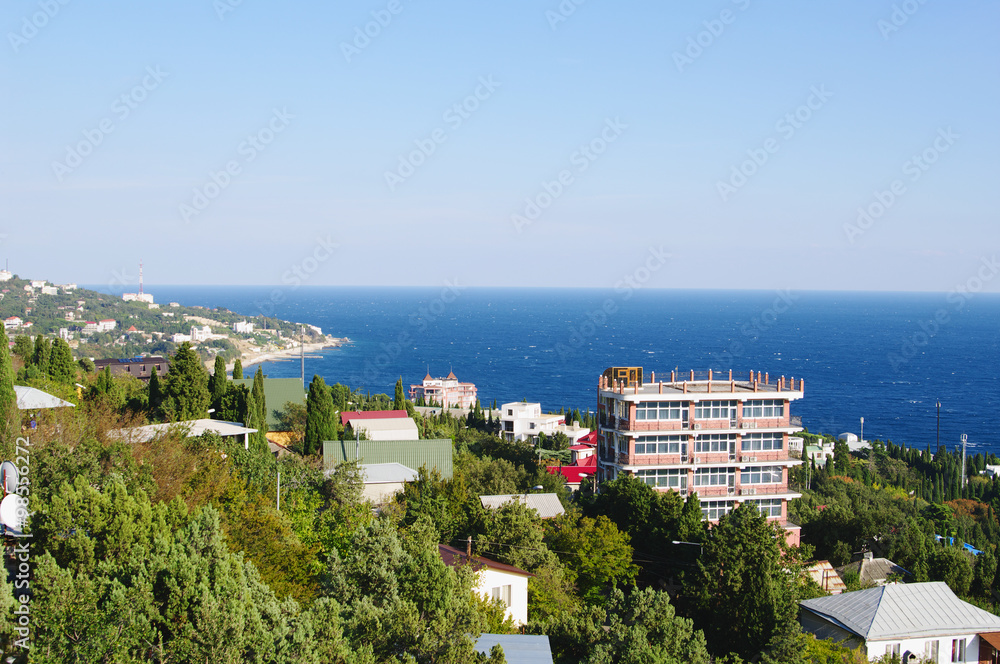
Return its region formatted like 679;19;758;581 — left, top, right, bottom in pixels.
233;320;254;334
349;417;419;441
0;270;11;282
439;545;531;626
800;581;1000;662
40;286;58;296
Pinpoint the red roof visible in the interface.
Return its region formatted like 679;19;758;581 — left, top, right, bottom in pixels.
547;466;596;484
127;325;138;332
577;455;597;468
340;409;409;426
569;444;592;451
438;544;533;577
446;370;457;380
577;431;597;445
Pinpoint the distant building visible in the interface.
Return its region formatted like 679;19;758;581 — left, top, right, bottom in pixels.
480;493;565;519
190;325;212;342
499;402;563;442
60;283;77;291
340;410;409;427
82;321;99;334
122;292;154;304
3;317;22;330
596;367;804;544
58;328;71;341
40;286;58;296
835;552;910;587
0;270;11;282
93;356;168;382
233;320;254;334
29;280;46;289
98;319;116;332
410;370;477;409
110;419;257;450
171;333;191;343
347;416;419;441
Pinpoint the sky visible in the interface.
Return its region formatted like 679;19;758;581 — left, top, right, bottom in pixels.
1;1;998;292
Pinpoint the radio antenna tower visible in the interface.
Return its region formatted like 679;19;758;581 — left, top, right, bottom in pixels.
139;260;144;295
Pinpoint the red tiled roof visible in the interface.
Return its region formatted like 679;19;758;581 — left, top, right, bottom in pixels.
569;444;592;451
577;455;597;467
446;370;457;380
577;431;597;445
438;544;533;577
340;410;409;426
547;466;596;484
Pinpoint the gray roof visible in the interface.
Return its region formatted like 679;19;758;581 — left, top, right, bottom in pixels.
322;439;453;479
474;634;553;664
480;494;565;519
834;557;909;586
800;581;1000;641
360;463;418;484
110;419;257;443
15;385;75;410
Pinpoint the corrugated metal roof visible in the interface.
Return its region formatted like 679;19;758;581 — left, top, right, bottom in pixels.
340;409;408;425
834;557;910;585
360;462;418;484
479;494;565;519
322;439;453;479
232;378;306;429
800;581;1000;640
475;634;553;664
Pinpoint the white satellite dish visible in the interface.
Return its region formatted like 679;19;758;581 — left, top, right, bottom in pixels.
0;494;26;533
1;461;18;495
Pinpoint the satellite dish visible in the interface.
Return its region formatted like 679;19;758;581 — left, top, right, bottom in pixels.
0;494;26;532
1;461;18;494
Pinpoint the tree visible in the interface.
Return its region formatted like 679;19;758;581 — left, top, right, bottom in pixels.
232;358;243;380
252;366;267;438
147;366;164;420
32;334;51;372
276;400;307;445
12;335;32;363
0;326;14;420
685;503;804;660
162;342;210;421
48;338;76;383
208;355;227;413
394;377;405;411
928;545;973;596
304;375;336;456
546;514;638;604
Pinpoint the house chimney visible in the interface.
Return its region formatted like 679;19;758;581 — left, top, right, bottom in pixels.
466;536;472;557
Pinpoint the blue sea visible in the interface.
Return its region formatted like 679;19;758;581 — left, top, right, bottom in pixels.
111;286;1000;456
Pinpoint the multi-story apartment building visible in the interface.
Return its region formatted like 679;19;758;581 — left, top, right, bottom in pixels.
597;366;804;544
410;370;478;409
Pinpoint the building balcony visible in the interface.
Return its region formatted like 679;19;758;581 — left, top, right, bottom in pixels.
735;483;789;496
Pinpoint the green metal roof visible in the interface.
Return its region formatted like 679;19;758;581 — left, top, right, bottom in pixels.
232;377;306;429
323;439;453;479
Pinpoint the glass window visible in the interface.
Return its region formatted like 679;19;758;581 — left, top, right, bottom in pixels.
743;399;785;418
694;400;736;420
694;467;734;487
694;433;736;453
634;435;686;454
635;468;687;490
636;401;684;421
925;640;939;661
952;638;965;662
740;466;783;485
748;498;782;517
701;500;734;520
741;433;783;451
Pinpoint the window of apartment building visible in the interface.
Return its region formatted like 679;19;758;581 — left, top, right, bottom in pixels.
952;638;966;662
636;468;687;491
740;466;783;485
491;585;512;607
743;399;784;418
635;401;684;421
694;467;734;487
694;433;736;453
748;498;782;518
925;640;939;662
634;435;686;454
694;400;736;420
613;399;629;419
741;432;783;451
701;500;734;521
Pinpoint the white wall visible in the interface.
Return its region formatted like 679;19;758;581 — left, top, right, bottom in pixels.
868;633;980;663
475;567;529;626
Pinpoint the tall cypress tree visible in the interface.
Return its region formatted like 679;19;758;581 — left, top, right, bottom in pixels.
304;375;335;456
148;366;163;421
0;326;15;419
208;355;227;414
48;338;76;384
232;358;243;380
393;377;405;411
162;342;210;421
252;366;267;439
32;335;51;372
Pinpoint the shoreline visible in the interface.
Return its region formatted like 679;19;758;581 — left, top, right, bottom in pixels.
225;336;350;373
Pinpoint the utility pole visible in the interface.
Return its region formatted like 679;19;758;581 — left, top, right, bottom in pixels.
300;324;305;388
935;401;941;454
276;469;281;511
961;434;968;488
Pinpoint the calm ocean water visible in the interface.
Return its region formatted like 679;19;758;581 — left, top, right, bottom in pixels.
123;286;1000;456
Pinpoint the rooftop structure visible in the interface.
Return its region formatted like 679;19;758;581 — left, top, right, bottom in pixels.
340;409;409;426
110;419;257;449
347;416;419;441
93;356;168;382
480;493;565;519
439;544;532;626
410;370;477;409
597;367;804;543
323;438;453;479
359;462;418;503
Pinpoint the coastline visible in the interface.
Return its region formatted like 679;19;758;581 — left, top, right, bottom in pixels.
224;336;350;373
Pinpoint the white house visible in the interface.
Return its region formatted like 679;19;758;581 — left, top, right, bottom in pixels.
799;582;1000;662
98;319;116;332
29;280;46;289
359;463;418;503
40;286;58;296
499;402;564;442
3;317;22;330
233;320;254;334
191;325;212;342
439;544;531;626
171;333;192;343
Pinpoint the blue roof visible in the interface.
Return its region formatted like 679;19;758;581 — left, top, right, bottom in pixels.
475;634;553;664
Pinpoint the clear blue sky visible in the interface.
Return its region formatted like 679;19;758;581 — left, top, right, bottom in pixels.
2;1;997;291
